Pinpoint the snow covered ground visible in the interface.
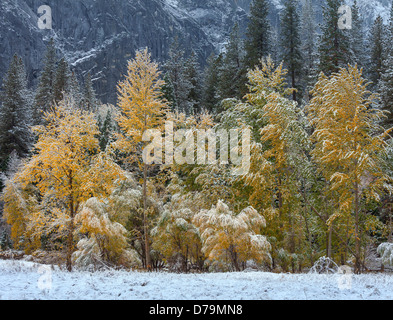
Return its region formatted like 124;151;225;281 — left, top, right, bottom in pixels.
0;260;392;300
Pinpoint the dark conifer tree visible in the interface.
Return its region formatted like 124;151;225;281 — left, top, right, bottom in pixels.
161;72;177;110
98;110;114;151
349;1;366;69
202;53;223;114
53;57;72;104
34;38;57;125
368;16;384;87
220;23;247;100
318;0;351;75
82;73;98;112
379;5;393;128
164;37;193;113
184;51;202;114
244;0;271;69
68;71;82;107
280;0;303;101
0;55;31;171
300;0;318;100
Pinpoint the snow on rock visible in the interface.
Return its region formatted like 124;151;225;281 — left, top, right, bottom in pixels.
1;260;393;300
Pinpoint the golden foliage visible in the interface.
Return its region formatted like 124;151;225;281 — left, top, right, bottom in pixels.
307;65;392;218
193;200;271;271
114;48;168;162
2;96;123;264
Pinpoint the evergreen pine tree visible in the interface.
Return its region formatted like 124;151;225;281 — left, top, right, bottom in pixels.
0;55;31;171
318;0;351;75
164;38;193;113
202;53;223;114
34;38;57;125
270;27;281;66
280;0;303;101
184;51;202;114
300;0;318;99
53;57;72;104
383;4;393;59
244;0;271;69
161;73;177;110
380;54;393;129
368;15;384;87
349;1;366;68
220;23;247;100
82;73;98;112
98;110;113;151
69;71;82;107
379;5;393;128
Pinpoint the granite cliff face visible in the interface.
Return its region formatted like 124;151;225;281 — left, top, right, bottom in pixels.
0;0;391;104
1;0;217;104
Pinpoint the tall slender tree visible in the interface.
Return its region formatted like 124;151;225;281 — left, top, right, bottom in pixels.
164;38;193;113
349;1;366;68
161;73;176;110
68;71;82;107
300;0;318;99
82;73;99;112
184;51;202;114
280;0;303;101
244;0;271;69
368;15;384;87
220;23;247;100
34;38;57;125
53;57;72;104
202;53;223;113
115;48;168;270
0;54;32;171
307;65;392;273
318;0;351;75
379;6;393;128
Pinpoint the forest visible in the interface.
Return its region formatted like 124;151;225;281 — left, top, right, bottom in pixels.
1;0;393;276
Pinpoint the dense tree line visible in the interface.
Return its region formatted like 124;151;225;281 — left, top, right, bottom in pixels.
1;0;393;274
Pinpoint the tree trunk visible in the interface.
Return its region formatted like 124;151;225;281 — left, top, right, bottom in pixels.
389;203;392;243
143;162;152;271
230;245;241;272
327;225;333;259
344;213;350;263
354;179;361;274
291;69;297;102
66;175;75;272
303;208;314;266
66;216;74;272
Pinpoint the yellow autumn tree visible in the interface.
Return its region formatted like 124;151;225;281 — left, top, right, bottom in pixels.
306;65;393;273
73;196;137;269
114;48;167;269
193;200;271;271
151;191;204;272
239;57;310;270
2;96;123;271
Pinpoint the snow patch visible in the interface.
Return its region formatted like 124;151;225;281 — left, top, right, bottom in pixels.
1;260;393;300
